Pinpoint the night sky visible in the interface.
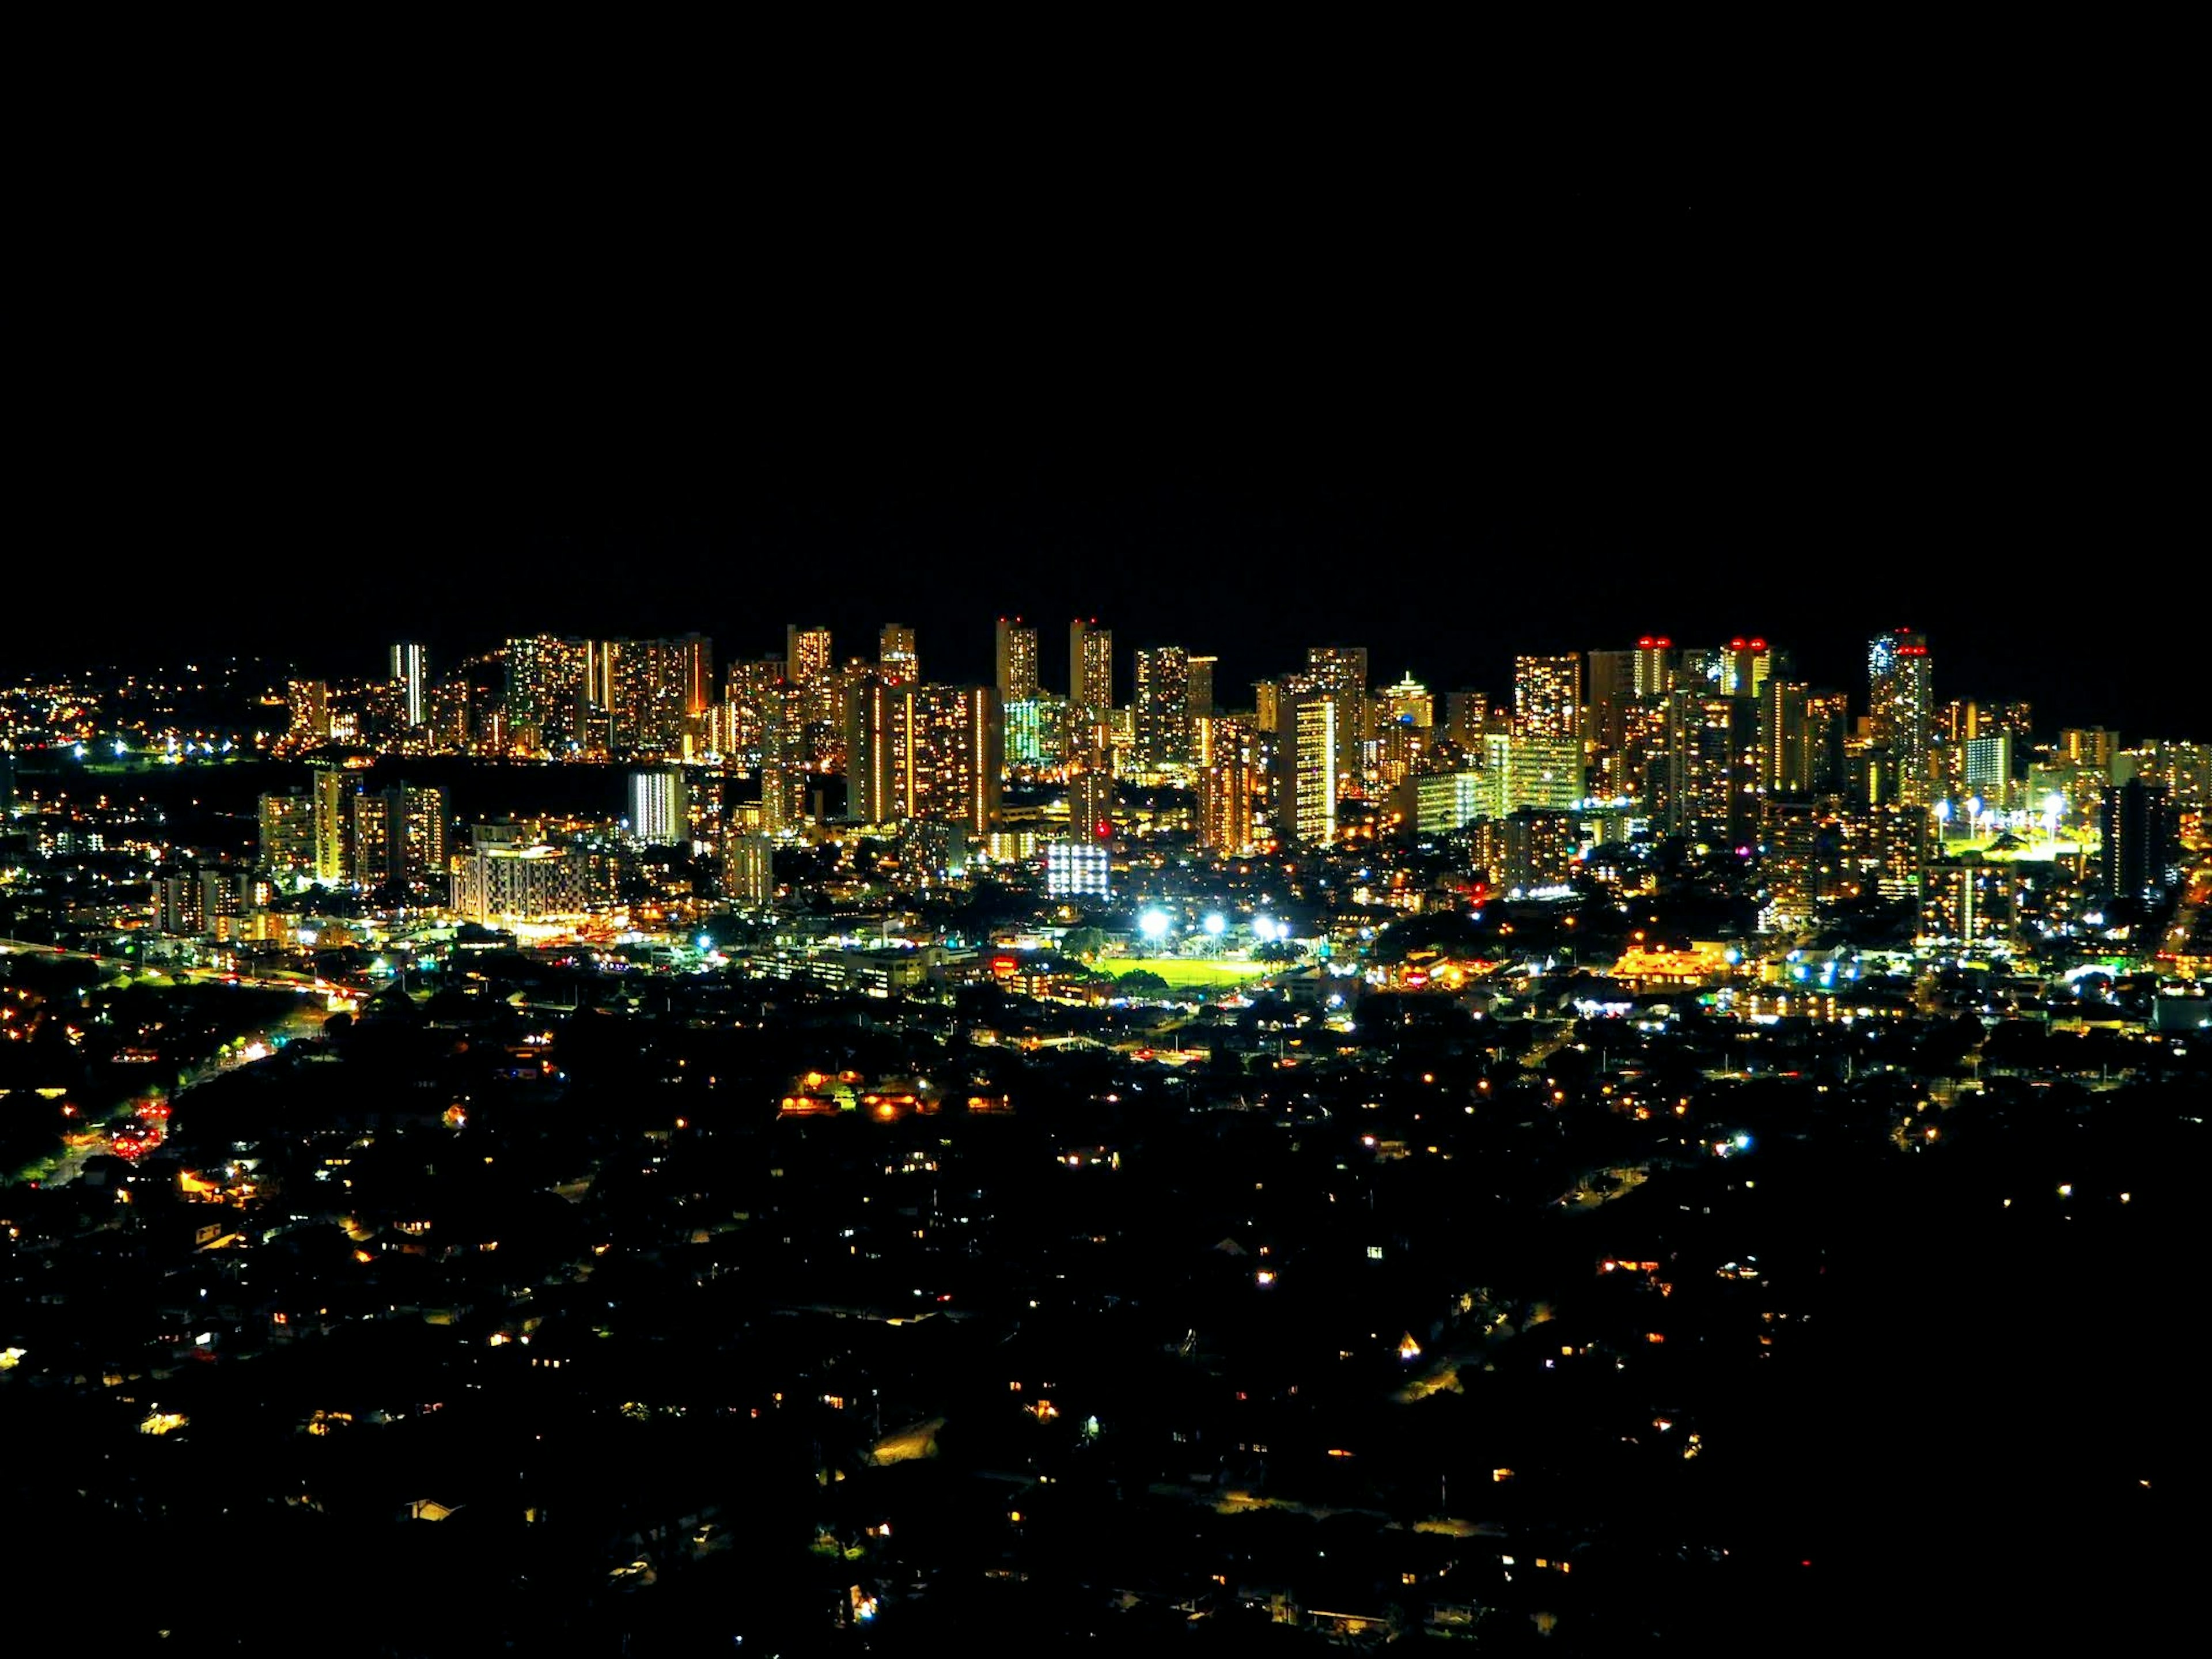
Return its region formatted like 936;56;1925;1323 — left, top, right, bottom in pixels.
17;139;2196;734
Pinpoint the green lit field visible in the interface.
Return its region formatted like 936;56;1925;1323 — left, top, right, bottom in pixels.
1107;957;1275;990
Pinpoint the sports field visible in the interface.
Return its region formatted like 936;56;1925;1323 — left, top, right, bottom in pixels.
1107;957;1275;990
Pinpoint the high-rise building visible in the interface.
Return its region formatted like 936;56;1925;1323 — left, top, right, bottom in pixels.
1046;840;1111;900
879;624;919;686
786;625;834;690
1067;763;1116;842
451;836;590;921
847;677;897;824
1198;748;1255;854
287;679;331;743
1919;854;2017;944
1187;656;1218;720
1070;618;1113;713
1133;646;1192;767
428;680;471;752
846;684;1004;836
1662;691;1759;846
1868;628;1934;806
1513;655;1581;741
1499;809;1580;889
505;635;588;755
1717;638;1782;699
1481;732;1585;815
1585;650;1638;766
995;618;1039;704
1762;680;1812;796
582;638;693;757
1305;647;1369;784
2061;728;2121;777
2101;778;2175;904
724;833;775;908
1287;688;1340;847
1633;637;1676;698
1964;735;2014;806
1004;700;1046;767
675;634;715;722
1442;691;1491;748
1380;672;1433;730
351;785;449;888
1414;770;1490;836
1804;691;1850;796
257;790;317;878
390;643;429;728
1761;798;1847;926
627;770;691;846
310;767;349;882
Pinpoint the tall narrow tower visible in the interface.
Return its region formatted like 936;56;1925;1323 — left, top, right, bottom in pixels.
1868;628;1934;806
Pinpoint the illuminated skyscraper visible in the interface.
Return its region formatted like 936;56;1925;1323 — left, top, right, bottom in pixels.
1133;646;1192;767
2061;727;2120;776
1717;638;1781;699
1964;735;2014;806
1761;798;1847;926
847;684;1003;836
1305;647;1368;787
1804;691;1850;796
627;770;691;846
1069;619;1115;763
505;635;588;755
1443;691;1491;748
1380;672;1433;730
256;789;317;878
786;625;833;690
390;643;428;727
1198;744;1255;854
1414;770;1490;835
675;633;714;722
724;833;775;908
1762;680;1812;796
1287;688;1340;847
309;767;349;881
1868;628;1934;806
879;623;919;686
1046;840;1111;900
1187;656;1218;720
1662;691;1758;845
351;785;448;888
1070;619;1113;711
1004;700;1046;766
1481;732;1585;814
1513;655;1581;742
2101;778;2176;904
996;618;1039;704
287;679;331;743
1067;762;1116;843
1633;637;1676;698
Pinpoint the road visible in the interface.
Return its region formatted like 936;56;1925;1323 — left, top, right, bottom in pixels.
6;942;335;1185
0;937;354;996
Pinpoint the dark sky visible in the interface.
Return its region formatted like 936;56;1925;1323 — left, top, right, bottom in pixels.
14;125;2200;737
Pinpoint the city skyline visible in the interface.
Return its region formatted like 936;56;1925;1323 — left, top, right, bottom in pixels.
10;596;2197;746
